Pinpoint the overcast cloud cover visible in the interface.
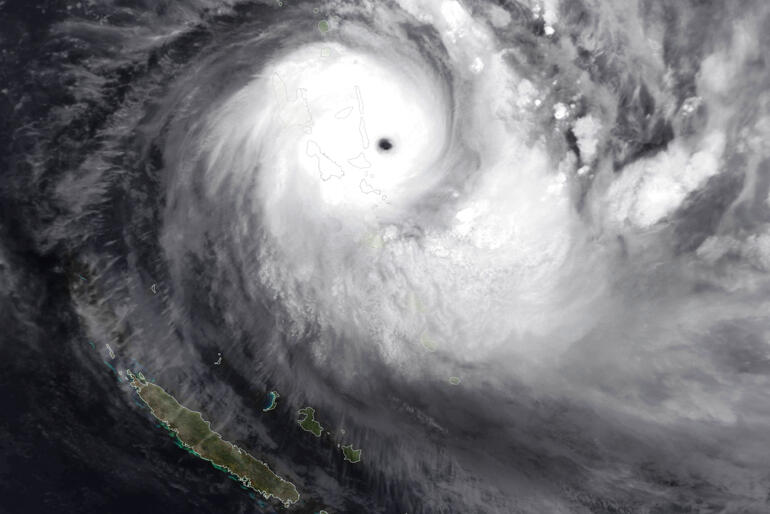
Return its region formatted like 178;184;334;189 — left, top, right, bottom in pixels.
1;0;769;512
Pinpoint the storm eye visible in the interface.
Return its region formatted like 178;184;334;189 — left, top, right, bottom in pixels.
377;138;394;151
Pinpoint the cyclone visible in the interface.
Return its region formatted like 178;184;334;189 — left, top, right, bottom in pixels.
2;0;770;513
174;7;602;374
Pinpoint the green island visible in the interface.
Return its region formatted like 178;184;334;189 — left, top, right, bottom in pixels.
297;407;324;437
341;444;362;464
127;370;300;507
262;391;280;412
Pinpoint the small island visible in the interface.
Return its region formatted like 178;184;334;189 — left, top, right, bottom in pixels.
262;391;280;412
297;407;324;437
127;370;300;507
341;444;362;463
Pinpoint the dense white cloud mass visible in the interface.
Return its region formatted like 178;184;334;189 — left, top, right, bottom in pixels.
140;1;770;509
181;0;609;374
5;0;770;511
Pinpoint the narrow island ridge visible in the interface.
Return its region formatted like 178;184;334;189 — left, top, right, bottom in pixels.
127;370;300;507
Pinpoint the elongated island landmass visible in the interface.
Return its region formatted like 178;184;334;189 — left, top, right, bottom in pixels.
127;370;300;506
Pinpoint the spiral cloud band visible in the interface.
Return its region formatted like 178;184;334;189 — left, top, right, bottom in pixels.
2;0;770;512
173;1;604;375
